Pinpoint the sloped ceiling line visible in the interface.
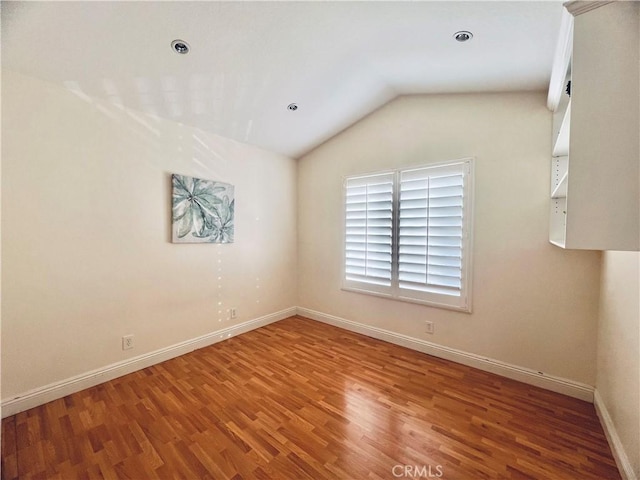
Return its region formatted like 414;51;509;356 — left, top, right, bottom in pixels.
1;1;564;158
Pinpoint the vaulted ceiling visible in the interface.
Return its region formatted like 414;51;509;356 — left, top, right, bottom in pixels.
1;1;563;158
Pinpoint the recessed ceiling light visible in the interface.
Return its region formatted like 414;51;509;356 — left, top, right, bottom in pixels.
454;31;473;42
171;40;190;54
287;103;298;111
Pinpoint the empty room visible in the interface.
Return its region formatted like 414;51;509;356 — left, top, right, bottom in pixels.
1;1;639;479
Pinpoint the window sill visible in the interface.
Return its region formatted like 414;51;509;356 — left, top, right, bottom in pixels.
341;286;472;314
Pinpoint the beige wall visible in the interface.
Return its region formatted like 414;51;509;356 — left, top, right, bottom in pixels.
1;71;298;399
298;92;602;384
597;251;640;478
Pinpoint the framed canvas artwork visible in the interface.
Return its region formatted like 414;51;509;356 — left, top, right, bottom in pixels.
172;174;235;243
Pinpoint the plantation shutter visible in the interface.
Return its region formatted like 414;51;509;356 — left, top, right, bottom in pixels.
344;172;394;293
398;162;468;306
343;158;473;312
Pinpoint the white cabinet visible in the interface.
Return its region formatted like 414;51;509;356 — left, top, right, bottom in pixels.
549;64;571;248
548;1;639;251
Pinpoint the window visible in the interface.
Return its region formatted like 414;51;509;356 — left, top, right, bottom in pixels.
343;158;473;312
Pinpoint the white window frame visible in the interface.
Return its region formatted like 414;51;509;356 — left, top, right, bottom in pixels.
342;158;474;313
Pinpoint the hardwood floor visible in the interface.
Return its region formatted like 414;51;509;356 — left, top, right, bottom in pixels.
2;316;620;479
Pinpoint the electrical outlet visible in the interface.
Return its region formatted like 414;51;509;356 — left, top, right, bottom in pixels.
122;335;134;350
230;308;237;319
425;321;435;334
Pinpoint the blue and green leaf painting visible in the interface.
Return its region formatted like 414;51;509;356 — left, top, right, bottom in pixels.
172;174;235;243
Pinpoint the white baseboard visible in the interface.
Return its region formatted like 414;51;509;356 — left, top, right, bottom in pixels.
1;307;297;418
594;389;638;480
297;307;594;402
2;306;597;418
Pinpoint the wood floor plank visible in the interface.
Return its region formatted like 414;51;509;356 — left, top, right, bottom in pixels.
1;415;19;480
2;316;621;479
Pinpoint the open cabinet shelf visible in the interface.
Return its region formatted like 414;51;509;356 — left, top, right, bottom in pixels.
551;171;568;199
552;101;571;158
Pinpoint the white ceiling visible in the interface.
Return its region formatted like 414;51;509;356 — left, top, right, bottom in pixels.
1;1;563;158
